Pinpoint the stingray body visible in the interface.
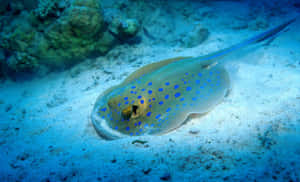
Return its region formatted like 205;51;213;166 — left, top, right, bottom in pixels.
91;19;295;139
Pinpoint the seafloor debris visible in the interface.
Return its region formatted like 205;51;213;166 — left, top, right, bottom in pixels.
181;24;209;48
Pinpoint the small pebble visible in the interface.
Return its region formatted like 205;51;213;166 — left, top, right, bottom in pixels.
189;129;199;135
142;168;151;175
5;104;12;112
160;173;171;181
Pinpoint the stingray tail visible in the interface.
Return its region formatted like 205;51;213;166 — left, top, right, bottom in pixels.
197;18;297;62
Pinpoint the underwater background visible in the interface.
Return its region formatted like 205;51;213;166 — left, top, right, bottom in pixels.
0;0;300;181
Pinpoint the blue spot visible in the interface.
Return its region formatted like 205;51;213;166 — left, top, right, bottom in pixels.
124;97;128;100
209;71;213;75
115;126;118;130
134;122;138;126
101;116;105;119
148;99;152;102
158;88;163;92
118;103;121;107
166;108;171;112
125;101;129;105
196;90;201;94
137;95;142;99
148;90;153;95
139;129;143;132
184;81;187;84
196;80;200;84
192;97;197;101
150;124;155;127
130;133;133;136
159;101;164;105
130;91;134;94
186;86;192;91
155;114;161;119
165;95;169;99
138;121;142;125
200;86;204;89
152;98;156;101
198;73;202;77
144;124;148;128
192;74;195;77
147;112;152;117
180;98;185;101
148;82;152;86
126;126;130;131
185;72;189;75
131;86;136;89
136;132;139;135
181;78;185;81
131;100;135;104
174;85;179;89
149;104;152;108
207;79;211;83
165;82;170;86
101;108;107;112
141;88;146;91
175;92;181;98
140;100;144;104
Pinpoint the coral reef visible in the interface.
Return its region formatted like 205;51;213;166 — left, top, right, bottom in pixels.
33;0;68;19
0;0;140;74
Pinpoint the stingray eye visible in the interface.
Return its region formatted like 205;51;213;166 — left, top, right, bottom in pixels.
132;105;139;115
121;106;132;120
121;105;139;120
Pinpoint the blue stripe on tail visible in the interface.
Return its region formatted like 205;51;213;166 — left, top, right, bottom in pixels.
197;18;296;61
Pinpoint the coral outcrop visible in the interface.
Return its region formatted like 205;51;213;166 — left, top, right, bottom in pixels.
0;0;140;74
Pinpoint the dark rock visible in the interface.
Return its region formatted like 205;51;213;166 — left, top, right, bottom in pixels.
142;168;152;175
189;129;199;135
16;152;30;161
160;173;171;181
5;104;12;112
131;140;148;145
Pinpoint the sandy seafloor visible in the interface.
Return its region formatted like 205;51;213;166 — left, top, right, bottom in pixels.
0;1;300;181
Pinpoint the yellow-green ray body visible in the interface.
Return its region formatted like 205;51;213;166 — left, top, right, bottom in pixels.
91;19;295;139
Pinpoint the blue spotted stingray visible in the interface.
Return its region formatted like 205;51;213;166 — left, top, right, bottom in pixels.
91;19;295;139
